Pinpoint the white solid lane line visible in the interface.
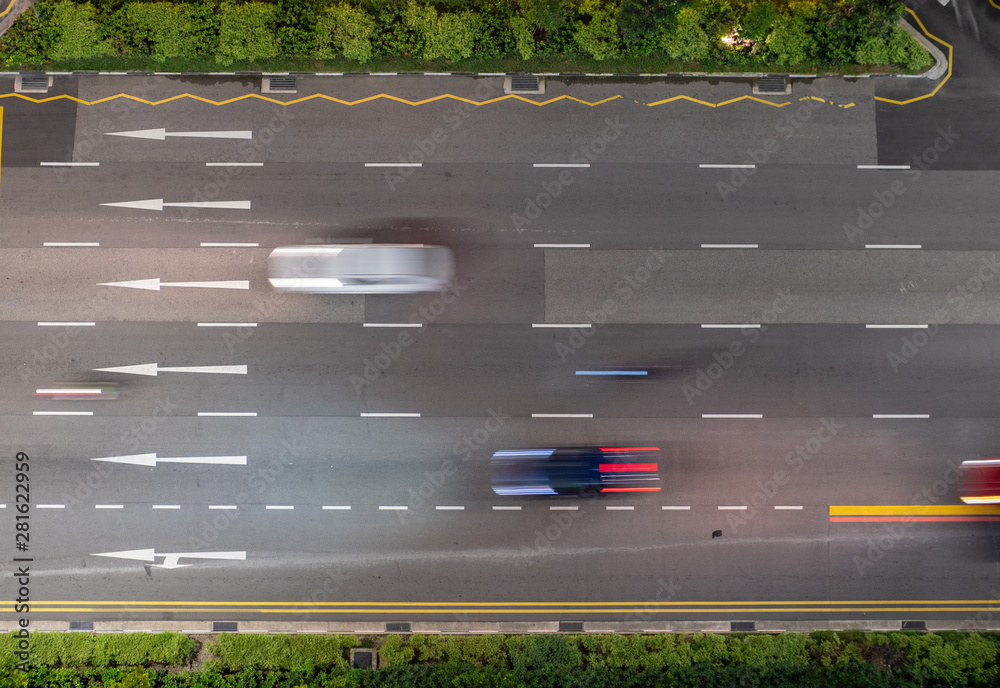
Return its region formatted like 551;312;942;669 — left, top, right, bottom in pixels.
857;164;910;170
532;323;592;328
718;506;748;510
33;411;93;416
365;162;422;167
701;244;758;249
361;412;421;418
606;506;635;511
550;506;579;510
364;322;422;328
533;413;594;418
38;322;95;327
873;414;930;419
37;504;66;509
152;505;181;509
661;506;691;510
200;243;260;247
702;414;763;419
44;242;99;247
436;506;465;510
865;244;921;249
700;164;755;169
533;163;590;168
197;412;257;417
701;324;760;329
493;506;522;510
205;162;263;167
866;324;928;329
40;162;100;167
209;505;238;510
197;323;258;327
95;505;124;509
266;505;295;510
534;243;591;248
323;506;351;510
379;505;407;510
774;505;804;510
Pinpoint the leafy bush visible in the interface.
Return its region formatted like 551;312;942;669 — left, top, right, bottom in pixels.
126;3;201;61
572;0;621;60
764;3;816;65
509;15;535;58
403;0;481;61
216;1;279;66
49;0;109;61
314;2;377;63
855;24;932;71
659;6;710;61
0;631;194;668
208;633;356;671
739;1;775;42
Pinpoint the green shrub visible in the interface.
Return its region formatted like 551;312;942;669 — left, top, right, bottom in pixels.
572;0;621;60
855;24;932;70
764;3;816;65
126;3;202;62
377;634;415;666
216;1;280;66
740;1;775;42
403;0;481;61
509;15;536;58
208;633;355;671
659;7;711;61
522;0;569;33
50;0;109;61
314;2;377;63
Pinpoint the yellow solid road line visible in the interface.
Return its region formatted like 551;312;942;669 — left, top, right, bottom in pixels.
0;0;15;18
830;505;1000;515
0;106;4;193
874;9;952;105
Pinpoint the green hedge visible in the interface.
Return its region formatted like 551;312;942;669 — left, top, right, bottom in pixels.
0;0;931;72
0;631;194;667
206;633;361;671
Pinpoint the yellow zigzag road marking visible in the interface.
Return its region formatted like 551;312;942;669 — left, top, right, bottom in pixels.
0;91;622;107
648;94;788;108
875;9;952;105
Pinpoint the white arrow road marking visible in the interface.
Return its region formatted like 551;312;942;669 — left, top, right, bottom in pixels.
93;548;246;569
90;453;247;466
100;199;251;211
107;128;253;140
98;278;249;291
94;363;247;377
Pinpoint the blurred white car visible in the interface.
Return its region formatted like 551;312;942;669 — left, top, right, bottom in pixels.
268;244;454;294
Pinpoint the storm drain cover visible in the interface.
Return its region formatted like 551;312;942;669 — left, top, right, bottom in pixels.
17;75;49;93
69;622;94;631
731;621;756;632
510;75;539;92
268;76;297;92
902;620;928;631
351;648;374;669
559;621;584;632
213;621;238;632
386;622;411;633
756;77;787;93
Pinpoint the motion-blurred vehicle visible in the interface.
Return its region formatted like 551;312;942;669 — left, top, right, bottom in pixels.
491;446;662;496
958;459;1000;504
34;381;121;400
268;244;454;294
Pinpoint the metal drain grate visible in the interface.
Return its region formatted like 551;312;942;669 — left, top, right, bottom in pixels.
16;75;50;93
558;621;584;632
213;621;238;632
510;75;539;92
902;621;928;631
351;648;375;669
269;76;297;92
386;622;412;633
731;621;756;632
755;76;788;94
69;621;94;631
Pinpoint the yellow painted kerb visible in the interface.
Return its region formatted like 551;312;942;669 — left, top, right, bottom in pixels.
0;106;4;195
0;0;16;18
874;9;953;105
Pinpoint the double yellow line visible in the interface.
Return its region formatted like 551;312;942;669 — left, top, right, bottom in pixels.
830;504;1000;522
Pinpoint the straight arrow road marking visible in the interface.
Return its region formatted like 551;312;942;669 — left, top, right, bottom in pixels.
91;453;247;466
94;363;247;376
107;129;252;140
99;278;249;290
100;199;251;211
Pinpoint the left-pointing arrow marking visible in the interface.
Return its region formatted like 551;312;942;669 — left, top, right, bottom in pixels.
98;278;250;290
94;363;247;376
107;129;253;140
91;453;247;466
93;549;246;569
100;199;251;211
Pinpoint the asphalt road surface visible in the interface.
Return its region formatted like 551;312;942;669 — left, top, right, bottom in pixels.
2;4;1000;626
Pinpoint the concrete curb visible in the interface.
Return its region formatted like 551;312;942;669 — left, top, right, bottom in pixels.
4;619;1000;634
899;17;948;80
